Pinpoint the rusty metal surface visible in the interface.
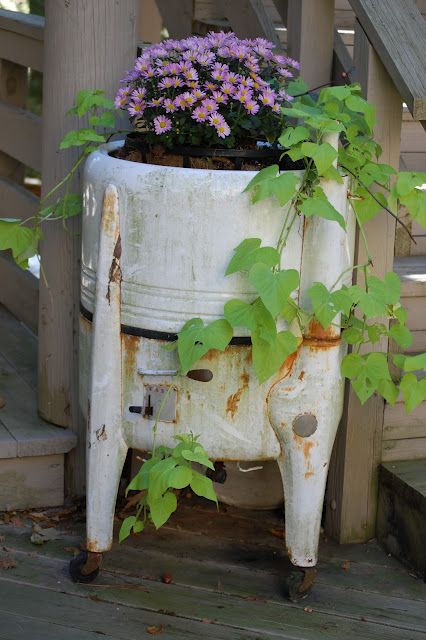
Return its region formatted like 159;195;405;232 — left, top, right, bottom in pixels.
81;145;356;568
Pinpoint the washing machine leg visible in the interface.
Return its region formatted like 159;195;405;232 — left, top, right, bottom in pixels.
71;184;127;582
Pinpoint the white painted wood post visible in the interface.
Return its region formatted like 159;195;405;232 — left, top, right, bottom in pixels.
38;0;139;495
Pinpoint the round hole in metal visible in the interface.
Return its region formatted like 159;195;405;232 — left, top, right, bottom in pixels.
292;413;318;438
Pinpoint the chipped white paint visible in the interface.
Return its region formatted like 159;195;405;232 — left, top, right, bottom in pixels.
81;142;355;569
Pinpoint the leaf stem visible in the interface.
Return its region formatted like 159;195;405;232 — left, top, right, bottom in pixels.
341;164;415;242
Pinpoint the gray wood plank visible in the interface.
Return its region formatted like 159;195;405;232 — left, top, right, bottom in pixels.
0;100;42;172
0;610;121;640
2;523;426;637
1;554;425;640
349;0;426;120
0;256;39;334
0;420;17;458
0;304;38;389
0;352;76;458
0;578;276;640
382;460;426;498
0;175;39;221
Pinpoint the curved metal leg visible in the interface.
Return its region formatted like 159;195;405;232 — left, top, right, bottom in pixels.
85;184;127;554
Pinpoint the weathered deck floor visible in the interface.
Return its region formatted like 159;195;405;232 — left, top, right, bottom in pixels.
0;499;425;640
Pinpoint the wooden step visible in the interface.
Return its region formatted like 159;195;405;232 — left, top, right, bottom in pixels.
0;305;76;511
377;460;426;580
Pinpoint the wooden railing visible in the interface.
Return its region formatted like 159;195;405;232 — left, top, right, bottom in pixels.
0;9;43;332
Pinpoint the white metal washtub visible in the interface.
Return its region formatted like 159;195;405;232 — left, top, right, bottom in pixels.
74;141;355;598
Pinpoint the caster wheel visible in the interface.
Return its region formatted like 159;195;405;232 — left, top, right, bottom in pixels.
286;567;316;602
69;551;102;583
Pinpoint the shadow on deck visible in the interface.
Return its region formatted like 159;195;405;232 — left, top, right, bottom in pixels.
0;497;425;639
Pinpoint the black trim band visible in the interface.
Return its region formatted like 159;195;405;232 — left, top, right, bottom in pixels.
80;303;251;345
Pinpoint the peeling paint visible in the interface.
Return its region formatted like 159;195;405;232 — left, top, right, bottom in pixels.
96;425;107;441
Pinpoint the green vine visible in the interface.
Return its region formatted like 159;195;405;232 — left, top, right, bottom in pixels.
0;89;117;270
1;82;426;541
175;82;426;413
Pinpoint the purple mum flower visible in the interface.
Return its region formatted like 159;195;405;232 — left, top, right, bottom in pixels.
153;115;172;135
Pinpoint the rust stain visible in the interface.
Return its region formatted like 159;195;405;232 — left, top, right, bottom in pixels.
302;439;315;461
106;235;122;304
226;370;250;419
298;370;305;381
123;334;139;380
303;320;340;348
304;470;314;479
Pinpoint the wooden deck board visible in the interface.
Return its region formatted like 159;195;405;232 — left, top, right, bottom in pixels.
0;508;425;639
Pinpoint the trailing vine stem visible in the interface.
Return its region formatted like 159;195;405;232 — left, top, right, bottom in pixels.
341;163;415;242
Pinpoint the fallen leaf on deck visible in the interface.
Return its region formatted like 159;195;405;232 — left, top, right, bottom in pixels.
30;524;62;545
270;528;285;539
304;607;313;613
161;573;172;584
341;561;350;571
0;556;16;569
243;595;266;602
146;625;163;635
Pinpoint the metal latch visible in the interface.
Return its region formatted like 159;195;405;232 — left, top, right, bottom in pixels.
129;384;177;422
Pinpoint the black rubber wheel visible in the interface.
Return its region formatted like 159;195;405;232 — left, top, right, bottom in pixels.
286;569;315;602
69;551;101;584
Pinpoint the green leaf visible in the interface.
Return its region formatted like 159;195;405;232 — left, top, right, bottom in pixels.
377;379;399;405
318;85;353;103
300;187;346;229
55;194;83;219
400;187;426;229
224;298;276;338
342;352;392;405
225;238;280;275
345;94;375;131
307;282;337;328
167;465;193;489
133;520;145;533
149;491;177;529
252;330;298;383
190;471;217;503
59;128;106;150
88;111;116;128
399;353;426;372
0;219;38;267
342;327;364;345
70;89;115;117
181;445;215;470
285;78;308;96
278;126;310;148
389;323;412;349
177;318;233;374
341;353;364;379
300;141;338;176
395;172;426;197
270;172;299;206
119;516;136;543
148;457;179;500
243;164;279;193
351;187;387;225
248;264;299;318
400;373;426;413
126;456;160;493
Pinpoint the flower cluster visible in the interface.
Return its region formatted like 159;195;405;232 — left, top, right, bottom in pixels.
115;32;299;148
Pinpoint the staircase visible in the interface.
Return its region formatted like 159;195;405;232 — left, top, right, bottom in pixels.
0;305;76;511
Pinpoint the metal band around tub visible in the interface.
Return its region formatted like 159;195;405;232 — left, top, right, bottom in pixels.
79;303;252;345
